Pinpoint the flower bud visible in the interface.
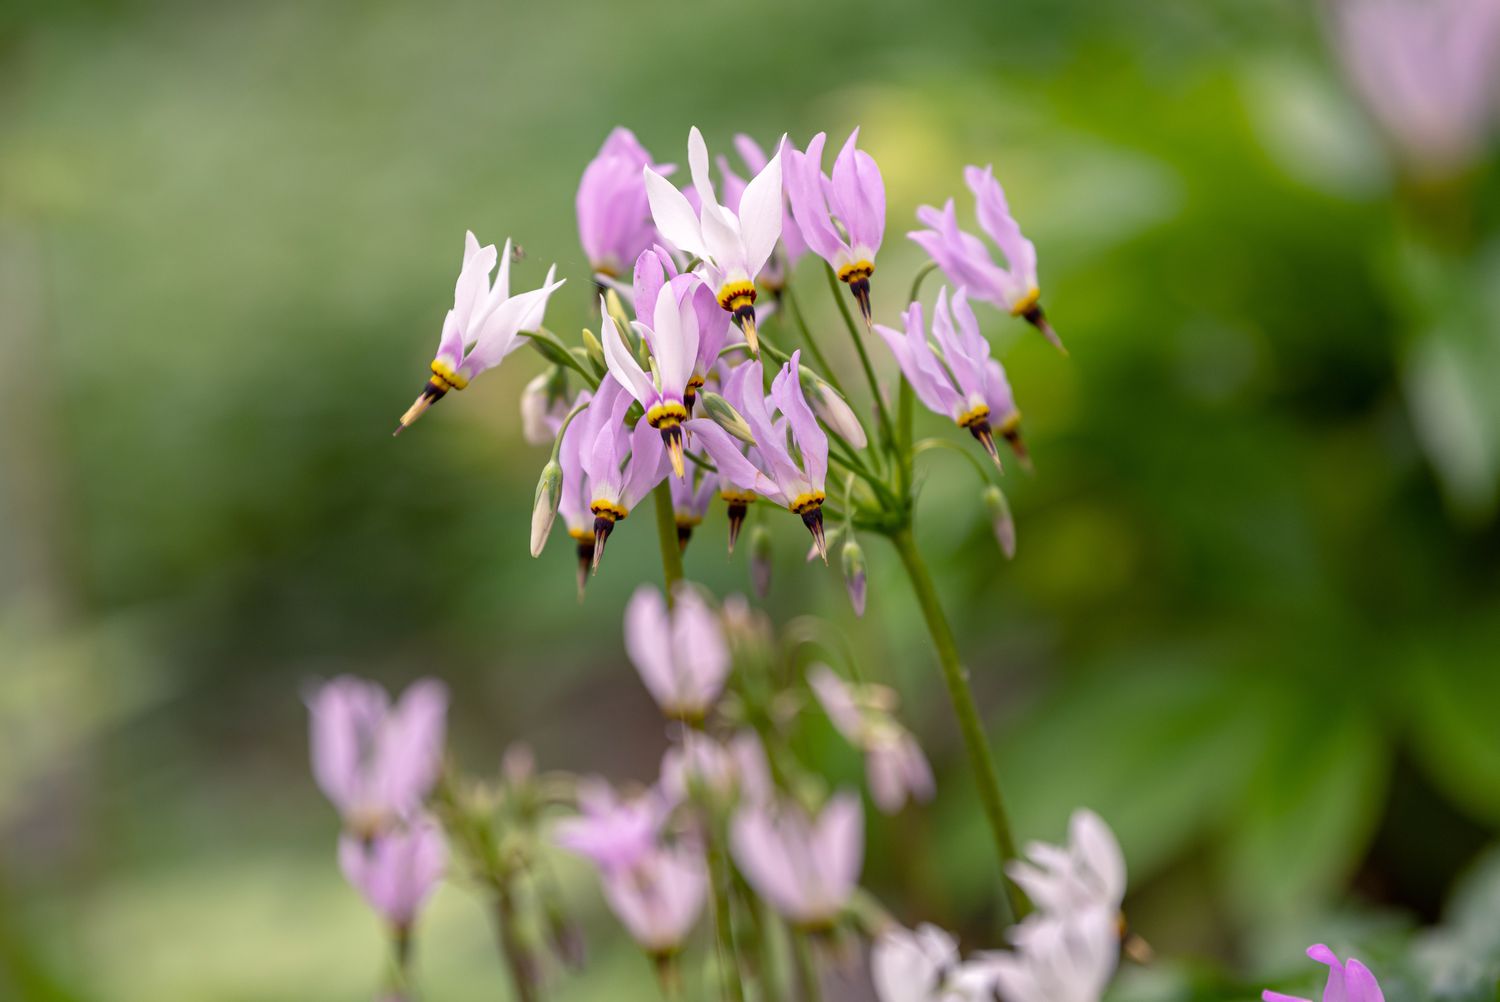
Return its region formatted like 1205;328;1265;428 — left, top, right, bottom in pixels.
983;484;1016;559
750;524;773;598
804;375;867;449
841;538;867;617
520;369;569;446
580;327;608;379
700;391;756;445
530;460;563;558
604;289;632;335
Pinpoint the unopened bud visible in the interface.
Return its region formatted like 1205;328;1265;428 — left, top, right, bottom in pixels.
530;460;563;558
750;524;773;598
580;328;607;379
520;370;565;446
700;391;756;445
983;485;1016;559
805;376;868;449
604;289;632;335
841;538;867;617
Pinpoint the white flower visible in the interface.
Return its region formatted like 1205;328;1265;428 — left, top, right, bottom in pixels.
1006;809;1125;918
982;908;1118;1002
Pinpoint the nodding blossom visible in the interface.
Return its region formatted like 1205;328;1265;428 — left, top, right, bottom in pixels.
686;352;832;561
554;778;669;874
574;376;670;572
623;583;731;722
910;166;1063;353
1006;808;1126;919
785;129;886;321
395;231;565;434
307;676;448;838
601;278;700;479
809;665;935;814
669;462;718;552
1264;945;1387;1002
520;370;574;447
576;127;674;278
598;842;708;959
730;792;864;928
338;816;448;932
659;729;772;810
872;924;1002;1002
874;287;1028;470
644;127;784;354
554;387;597;597
632;246;734;416
715;134;809;294
1332;0;1500;180
983;908;1119;1002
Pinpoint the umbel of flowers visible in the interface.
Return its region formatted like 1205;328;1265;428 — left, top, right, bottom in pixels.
300;122;1394;1000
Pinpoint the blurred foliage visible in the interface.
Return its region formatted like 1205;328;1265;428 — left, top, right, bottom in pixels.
2;0;1499;999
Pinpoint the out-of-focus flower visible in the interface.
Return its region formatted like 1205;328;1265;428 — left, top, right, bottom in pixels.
520;370;572;447
554;778;668;874
577;127;673;278
910;167;1062;353
308;676;448;837
395;232;565;434
602;277;700;478
670;462;717;551
576;377;670;571
983;484;1017;560
730;792;864;928
1006;808;1126;919
1333;0;1500;179
555;388;597;595
644;127;784;353
872;923;960;1002
599;843;708;958
1264;945;1387;1002
786;129;886;320
659;729;772;810
808;666;934;814
623;583;731;722
715;134;809;294
804;373;868;449
982;908;1118;1002
632;246;735;414
841;537;868;616
687;353;832;560
874;287;1028;470
750;524;774;598
338;817;447;931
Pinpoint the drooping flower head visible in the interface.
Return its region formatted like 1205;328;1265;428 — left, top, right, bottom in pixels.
1006;808;1126;919
809;665;935;814
601;277;700;479
716;134;810;294
644;127;784;353
1332;0;1500;180
658;729;772;812
576;376;670;571
686;352;832;560
910;166;1063;353
786;129;887;321
338;816;447;932
632;246;735;415
872;924;1006;1002
874;287;1028;470
1264;945;1387;1002
308;676;448;838
554;778;669;874
395;231;565;434
520;369;575;447
577;127;674;278
982;908;1119;1002
599;842;708;960
623;582;732;722
554;388;598;597
669;461;718;552
730;792;864;929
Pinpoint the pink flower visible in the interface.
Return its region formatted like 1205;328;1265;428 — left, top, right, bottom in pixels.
338;816;447;930
659;730;772;809
1264;945;1387;1002
307;676;447;837
395;231;566;434
785;129;886;320
601;275;701;479
730;793;864;927
574;376;670;572
577;127;674;277
873;287;1028;470
631;246;734;416
623;582;731;721
717;134;810;292
599;843;708;956
669;461;718;552
909;167;1063;353
554;779;668;874
1333;0;1500;179
808;666;935;814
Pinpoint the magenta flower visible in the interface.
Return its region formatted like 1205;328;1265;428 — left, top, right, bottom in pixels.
669;462;718;552
785;129;886;320
808;665;935;814
644;127;784;354
308;676;448;837
338;816;447;931
686;352;832;560
395;231;565;434
554;779;669;874
623;582;731;721
632;246;734;415
910;166;1063;353
576;127;674;278
874;287;1028;469
576;376;670;571
601;276;700;479
554;387;598;596
1264;945;1386;1002
1333;0;1500;179
730;792;864;928
599;842;708;957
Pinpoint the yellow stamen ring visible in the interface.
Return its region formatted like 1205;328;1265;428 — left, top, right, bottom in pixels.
675;515;703;529
837;260;875;284
646;401;689;429
957;404;991;429
590;500;628;522
998;410;1022;435
717;280;757;313
720;490;757;505
429;359;469;392
1010;287;1041;318
789;491;825;515
568;527;594;542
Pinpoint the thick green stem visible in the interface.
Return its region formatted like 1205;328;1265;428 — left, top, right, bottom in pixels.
652;480;685;600
823;265;895;454
790;932;822;1002
888;525;1028;924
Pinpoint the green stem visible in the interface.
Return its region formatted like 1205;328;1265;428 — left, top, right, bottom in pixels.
782;283;845;396
706;825;748;1002
823;265;894;454
652;480;685;600
887;525;1028;925
790;932;822;1002
493;881;541;1002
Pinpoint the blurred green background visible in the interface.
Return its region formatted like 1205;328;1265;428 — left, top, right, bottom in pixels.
3;0;1500;999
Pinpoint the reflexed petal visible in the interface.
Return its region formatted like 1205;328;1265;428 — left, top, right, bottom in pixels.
738;140;785;277
602;310;659;408
645;167;708;260
624;586;676;708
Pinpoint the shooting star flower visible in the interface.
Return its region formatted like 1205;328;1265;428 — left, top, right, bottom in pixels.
577;377;670;572
601;276;700;479
731;792;864;929
786;129;886;321
577;127;674;278
670;462;718;551
809;665;935;814
623;582;732;722
1264;944;1387;1002
338;816;447;932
